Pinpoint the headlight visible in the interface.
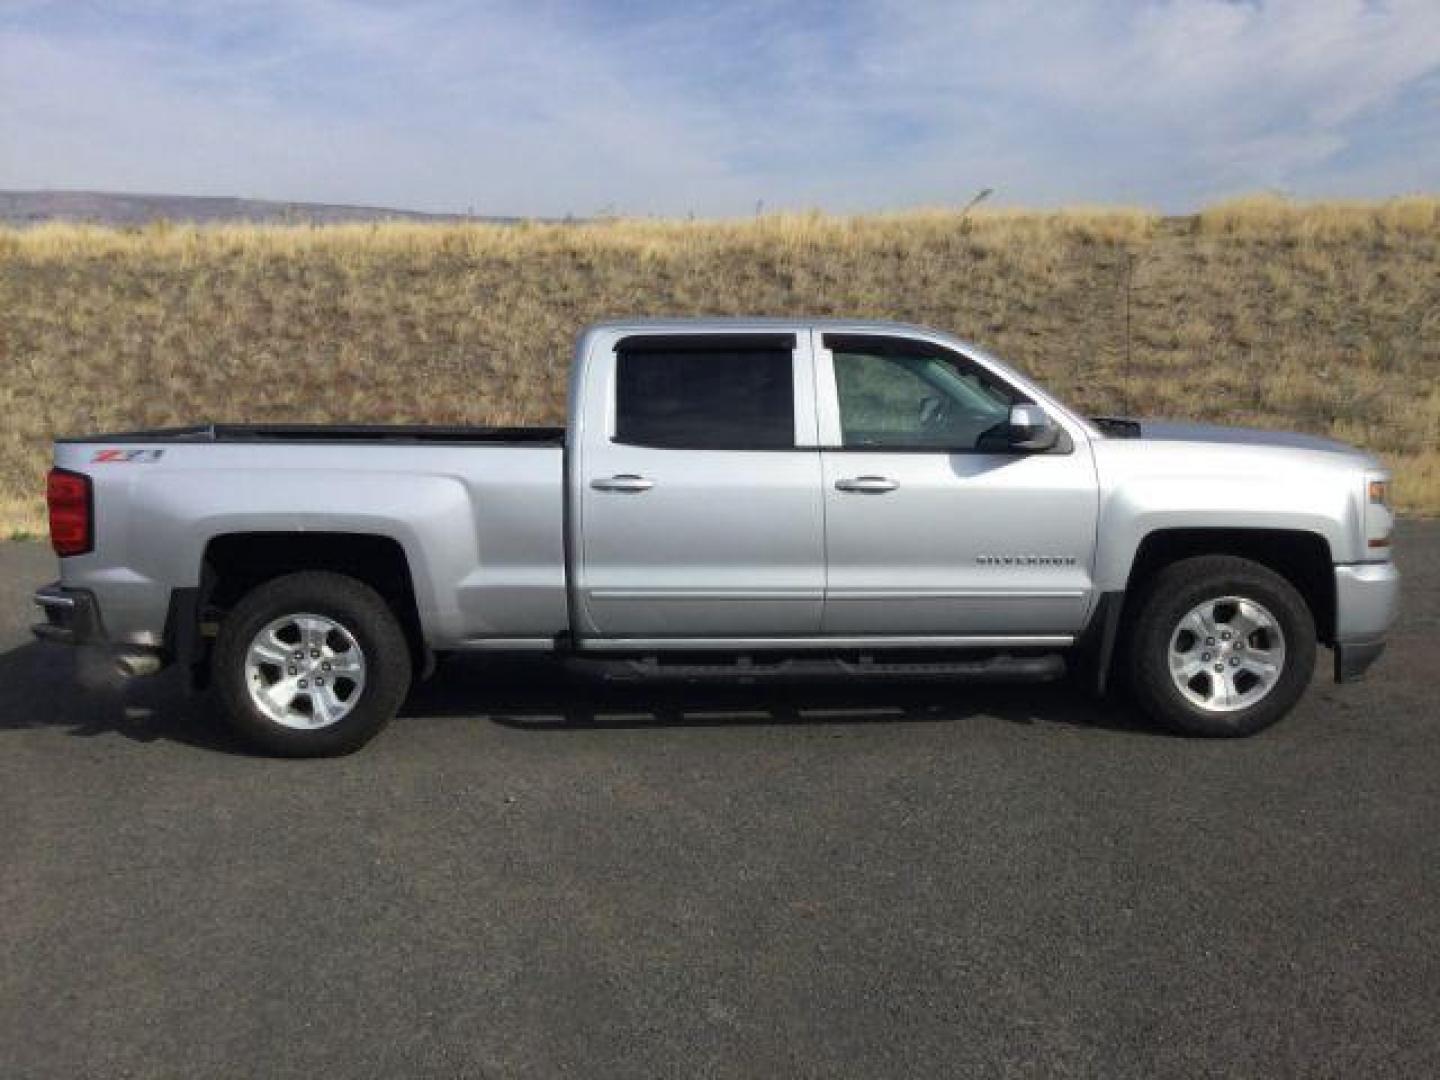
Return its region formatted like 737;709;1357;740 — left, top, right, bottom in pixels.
1365;474;1394;556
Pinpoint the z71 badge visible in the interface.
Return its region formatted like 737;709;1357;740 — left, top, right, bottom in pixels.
90;448;165;463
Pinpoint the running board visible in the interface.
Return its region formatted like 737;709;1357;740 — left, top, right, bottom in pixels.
572;652;1067;684
577;634;1072;651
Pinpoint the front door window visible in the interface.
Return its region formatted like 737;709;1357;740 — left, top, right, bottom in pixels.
831;345;1021;451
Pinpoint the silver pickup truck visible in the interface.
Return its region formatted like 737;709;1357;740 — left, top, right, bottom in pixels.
34;319;1399;755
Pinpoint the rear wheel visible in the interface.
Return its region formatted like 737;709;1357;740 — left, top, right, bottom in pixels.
1128;555;1316;737
213;571;412;756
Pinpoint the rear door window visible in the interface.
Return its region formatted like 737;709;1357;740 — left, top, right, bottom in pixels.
614;339;795;449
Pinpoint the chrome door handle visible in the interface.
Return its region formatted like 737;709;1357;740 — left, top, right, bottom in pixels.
591;474;655;493
835;475;900;493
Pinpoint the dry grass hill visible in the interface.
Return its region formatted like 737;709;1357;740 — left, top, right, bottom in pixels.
0;195;1436;532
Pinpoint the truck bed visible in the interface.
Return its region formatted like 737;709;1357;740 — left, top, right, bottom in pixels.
55;423;566;446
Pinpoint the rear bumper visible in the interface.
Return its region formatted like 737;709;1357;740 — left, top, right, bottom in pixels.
31;582;105;645
1332;561;1400;683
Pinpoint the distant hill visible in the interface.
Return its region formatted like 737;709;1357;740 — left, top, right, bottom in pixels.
0;190;519;227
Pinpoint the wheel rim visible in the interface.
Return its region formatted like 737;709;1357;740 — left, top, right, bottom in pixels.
1167;595;1287;714
244;613;367;730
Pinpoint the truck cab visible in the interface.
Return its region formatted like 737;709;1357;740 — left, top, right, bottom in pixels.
571;322;1096;647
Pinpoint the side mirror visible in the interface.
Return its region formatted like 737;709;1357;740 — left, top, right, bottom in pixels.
1007;403;1059;451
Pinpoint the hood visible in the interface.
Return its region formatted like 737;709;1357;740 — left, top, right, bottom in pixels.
1091;416;1369;458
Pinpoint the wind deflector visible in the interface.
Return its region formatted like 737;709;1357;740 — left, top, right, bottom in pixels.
616;333;796;353
824;333;939;356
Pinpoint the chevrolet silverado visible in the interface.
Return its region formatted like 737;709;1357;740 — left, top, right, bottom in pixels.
33;320;1399;754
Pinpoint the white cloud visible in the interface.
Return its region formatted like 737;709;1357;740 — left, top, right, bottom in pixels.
0;1;754;214
857;0;1440;204
0;0;1437;213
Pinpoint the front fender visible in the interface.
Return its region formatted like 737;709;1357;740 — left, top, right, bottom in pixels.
1093;471;1356;593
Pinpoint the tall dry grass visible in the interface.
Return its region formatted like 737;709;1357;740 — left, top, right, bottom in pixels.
0;197;1436;532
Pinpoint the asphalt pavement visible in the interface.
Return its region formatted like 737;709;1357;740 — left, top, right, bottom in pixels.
1;524;1437;1078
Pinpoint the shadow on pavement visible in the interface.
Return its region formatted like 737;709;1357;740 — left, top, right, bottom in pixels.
403;654;1161;736
0;642;1161;753
0;640;245;753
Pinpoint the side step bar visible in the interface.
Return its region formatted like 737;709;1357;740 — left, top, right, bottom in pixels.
575;653;1067;684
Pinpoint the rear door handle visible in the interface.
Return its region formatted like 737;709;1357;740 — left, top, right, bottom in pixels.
591;474;655;493
835;475;900;493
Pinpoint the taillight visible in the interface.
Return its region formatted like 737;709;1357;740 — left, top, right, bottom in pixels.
46;468;93;557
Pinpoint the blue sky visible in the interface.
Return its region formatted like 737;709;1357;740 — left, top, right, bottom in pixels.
2;0;1438;215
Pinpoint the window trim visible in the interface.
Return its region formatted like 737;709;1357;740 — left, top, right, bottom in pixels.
610;334;806;452
816;332;1073;456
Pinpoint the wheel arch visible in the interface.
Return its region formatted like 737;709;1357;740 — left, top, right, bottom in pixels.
1123;527;1335;642
1089;526;1336;694
187;531;430;682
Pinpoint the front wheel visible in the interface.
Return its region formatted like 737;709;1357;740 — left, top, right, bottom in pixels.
1128;555;1316;737
213;572;412;756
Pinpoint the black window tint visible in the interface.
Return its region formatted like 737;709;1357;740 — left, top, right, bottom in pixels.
615;347;795;449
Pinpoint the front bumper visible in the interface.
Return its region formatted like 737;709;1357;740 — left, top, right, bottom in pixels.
31;582;105;645
1334;638;1386;683
1332;561;1400;683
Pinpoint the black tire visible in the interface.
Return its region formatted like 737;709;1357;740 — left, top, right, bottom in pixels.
212;571;412;756
1128;555;1316;737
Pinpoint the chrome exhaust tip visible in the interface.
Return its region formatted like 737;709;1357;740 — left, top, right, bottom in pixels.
115;651;164;678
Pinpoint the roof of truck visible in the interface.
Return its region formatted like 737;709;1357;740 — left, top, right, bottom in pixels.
584;316;944;334
581;318;989;357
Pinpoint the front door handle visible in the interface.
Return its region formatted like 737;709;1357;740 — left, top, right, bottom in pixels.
591;474;655;493
835;475;900;493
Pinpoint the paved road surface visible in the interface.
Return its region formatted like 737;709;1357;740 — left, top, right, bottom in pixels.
1;525;1437;1078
